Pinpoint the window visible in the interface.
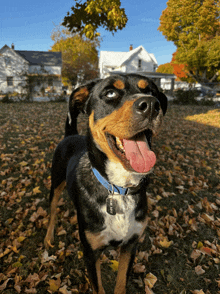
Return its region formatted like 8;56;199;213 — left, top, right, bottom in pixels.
138;59;142;69
4;56;11;66
48;77;53;86
7;77;13;87
36;78;42;86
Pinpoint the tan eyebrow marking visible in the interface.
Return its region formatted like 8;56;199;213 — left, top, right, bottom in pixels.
138;79;148;89
113;80;125;90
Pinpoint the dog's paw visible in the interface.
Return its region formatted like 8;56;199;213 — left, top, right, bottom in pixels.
44;236;54;249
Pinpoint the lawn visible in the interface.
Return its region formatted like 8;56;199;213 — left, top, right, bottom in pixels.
0;102;220;294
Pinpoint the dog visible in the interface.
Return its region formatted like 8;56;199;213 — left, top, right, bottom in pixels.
44;73;167;294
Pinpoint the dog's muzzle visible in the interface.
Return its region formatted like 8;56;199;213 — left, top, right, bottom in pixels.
133;96;160;120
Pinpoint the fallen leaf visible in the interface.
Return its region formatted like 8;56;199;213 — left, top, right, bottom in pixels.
144;272;157;288
197;241;203;249
77;251;83;259
190;249;201;261
133;263;145;273
48;277;61;292
14;284;21;293
145;285;155;294
25;273;40;288
57;229;67;236
59;285;72;294
17;236;26;243
159;237;173;248
195;265;205;275
12;262;22;268
200;247;212;256
33;186;41;194
41;250;57;263
0;278;13;291
19;161;28;166
109;260;119;272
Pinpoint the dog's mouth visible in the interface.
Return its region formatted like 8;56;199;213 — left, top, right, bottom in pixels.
106;130;156;173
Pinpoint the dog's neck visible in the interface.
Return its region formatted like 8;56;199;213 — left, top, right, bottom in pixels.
92;166;128;195
105;160;149;188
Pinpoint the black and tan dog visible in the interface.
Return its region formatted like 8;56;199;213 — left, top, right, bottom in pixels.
44;73;167;294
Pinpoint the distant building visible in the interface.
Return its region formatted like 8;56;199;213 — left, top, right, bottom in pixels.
99;45;175;92
0;44;62;94
99;45;158;79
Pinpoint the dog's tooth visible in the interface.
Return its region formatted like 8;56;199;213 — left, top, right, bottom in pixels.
116;137;124;151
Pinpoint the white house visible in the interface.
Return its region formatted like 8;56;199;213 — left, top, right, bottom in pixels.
0;44;62;94
99;45;158;79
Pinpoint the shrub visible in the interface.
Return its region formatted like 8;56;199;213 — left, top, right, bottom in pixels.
2;94;13;103
199;98;216;106
173;89;199;105
48;94;67;102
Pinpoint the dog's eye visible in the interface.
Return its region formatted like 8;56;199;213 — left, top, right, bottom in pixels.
106;90;118;99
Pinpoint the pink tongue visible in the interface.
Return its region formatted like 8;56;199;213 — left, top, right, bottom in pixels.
123;136;156;173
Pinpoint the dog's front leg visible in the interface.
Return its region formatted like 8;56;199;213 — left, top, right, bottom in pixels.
44;181;66;249
114;243;137;294
82;231;107;294
83;249;105;294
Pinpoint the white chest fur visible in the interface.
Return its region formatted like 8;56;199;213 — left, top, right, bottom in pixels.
105;160;149;188
100;194;143;245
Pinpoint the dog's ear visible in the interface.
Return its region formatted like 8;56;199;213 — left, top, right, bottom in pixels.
65;80;100;137
69;79;100;113
158;92;168;115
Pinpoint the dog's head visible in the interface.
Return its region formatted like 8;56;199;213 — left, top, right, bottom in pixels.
67;74;167;176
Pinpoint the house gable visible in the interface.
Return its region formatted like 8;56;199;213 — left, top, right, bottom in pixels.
123;47;157;72
0;45;29;66
0;45;29;93
99;46;158;78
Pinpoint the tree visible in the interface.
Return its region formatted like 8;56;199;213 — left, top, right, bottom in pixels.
170;52;194;83
157;52;198;83
62;0;127;39
50;26;99;86
157;63;174;74
158;0;220;84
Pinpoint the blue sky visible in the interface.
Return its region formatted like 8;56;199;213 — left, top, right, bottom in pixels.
0;0;176;65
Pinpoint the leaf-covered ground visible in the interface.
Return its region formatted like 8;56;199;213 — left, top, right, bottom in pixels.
0;103;220;294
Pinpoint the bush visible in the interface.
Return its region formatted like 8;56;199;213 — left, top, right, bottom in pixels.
54;95;66;102
199;98;216;106
2;94;13;103
173;89;199;105
48;94;67;102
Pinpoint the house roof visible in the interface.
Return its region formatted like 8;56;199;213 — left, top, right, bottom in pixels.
15;50;62;66
100;45;157;67
0;44;62;66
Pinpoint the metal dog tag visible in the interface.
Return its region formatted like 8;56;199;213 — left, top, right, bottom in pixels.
106;196;117;215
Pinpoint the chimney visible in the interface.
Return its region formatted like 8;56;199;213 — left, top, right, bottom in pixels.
129;44;133;51
11;43;15;50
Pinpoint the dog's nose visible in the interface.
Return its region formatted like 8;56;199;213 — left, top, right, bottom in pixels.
133;96;160;118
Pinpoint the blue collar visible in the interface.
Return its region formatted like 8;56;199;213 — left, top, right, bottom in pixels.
92;167;128;195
